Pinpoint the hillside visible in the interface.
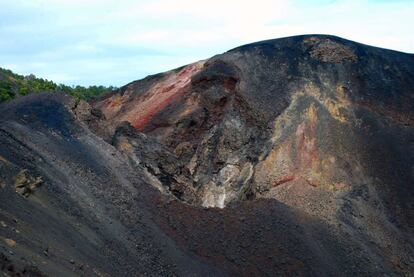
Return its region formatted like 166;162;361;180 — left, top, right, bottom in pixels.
0;67;115;102
0;35;413;276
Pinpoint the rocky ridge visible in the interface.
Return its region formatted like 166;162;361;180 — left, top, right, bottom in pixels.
0;35;413;276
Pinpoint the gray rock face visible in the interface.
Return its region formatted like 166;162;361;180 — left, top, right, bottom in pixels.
1;35;414;276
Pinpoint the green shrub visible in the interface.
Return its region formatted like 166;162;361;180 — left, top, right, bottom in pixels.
0;80;14;101
0;67;116;103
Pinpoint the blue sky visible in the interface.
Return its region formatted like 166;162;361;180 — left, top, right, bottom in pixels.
0;0;413;86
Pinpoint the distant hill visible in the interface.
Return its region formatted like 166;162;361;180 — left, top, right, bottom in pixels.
0;67;115;102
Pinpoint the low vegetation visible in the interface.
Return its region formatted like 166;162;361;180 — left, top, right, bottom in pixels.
0;67;115;102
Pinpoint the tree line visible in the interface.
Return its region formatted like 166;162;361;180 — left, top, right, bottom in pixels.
0;68;115;102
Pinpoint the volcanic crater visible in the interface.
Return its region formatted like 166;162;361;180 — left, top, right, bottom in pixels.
1;35;413;276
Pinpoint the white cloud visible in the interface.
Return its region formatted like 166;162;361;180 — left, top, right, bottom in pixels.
0;0;413;86
136;0;290;22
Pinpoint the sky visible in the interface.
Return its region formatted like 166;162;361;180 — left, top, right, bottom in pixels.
0;0;413;87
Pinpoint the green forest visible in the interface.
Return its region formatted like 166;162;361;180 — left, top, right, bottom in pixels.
0;67;115;102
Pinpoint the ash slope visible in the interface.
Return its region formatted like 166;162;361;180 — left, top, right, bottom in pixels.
1;35;414;276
